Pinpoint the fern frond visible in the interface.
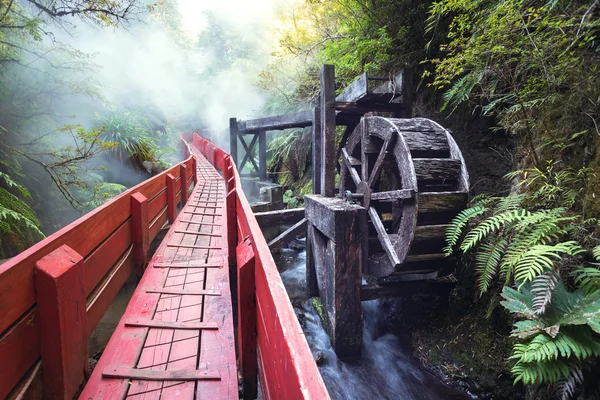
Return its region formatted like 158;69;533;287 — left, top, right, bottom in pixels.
0;206;44;238
475;236;508;294
556;365;583;400
514;242;583;287
493;194;526;213
594;246;600;262
444;205;488;255
573;266;600;294
460;209;530;253
511;358;572;384
0;172;30;198
532;272;559;315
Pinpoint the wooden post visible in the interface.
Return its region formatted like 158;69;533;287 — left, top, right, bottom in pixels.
192;157;198;184
35;245;88;399
237;238;257;400
320;65;336;197
305;195;366;360
180;164;189;205
131;192;149;272
312;106;322;194
166;173;177;224
258;130;267;181
306;222;319;297
230;118;238;166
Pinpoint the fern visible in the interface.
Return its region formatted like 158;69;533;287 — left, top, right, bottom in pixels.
475;236;508;294
460;209;530;253
532;272;559;315
514;242;583;287
556;366;583;400
444;205;487;255
594;246;600;262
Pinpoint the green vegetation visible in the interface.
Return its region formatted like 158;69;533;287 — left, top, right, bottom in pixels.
265;0;600;397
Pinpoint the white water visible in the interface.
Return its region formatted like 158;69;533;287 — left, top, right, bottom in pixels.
275;247;470;400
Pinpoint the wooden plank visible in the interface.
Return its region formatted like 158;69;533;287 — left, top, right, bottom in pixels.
335;73;367;103
268;218;307;252
321;65;336;197
239;110;312;131
418;191;468;213
414;224;449;241
401;130;449;157
312;106;322;194
124;319;219;330
149;207;168;242
0;309;39;400
147;189;167;221
145;288;221;296
371;189;414;201
86;248;135;337
254;208;305;228
179;220;220;226
83;219;132;296
152;262;222;269
181;164;189;204
166;243;221;250
413;158;461;182
103;367;220;381
174;230;222;237
183;211;222;216
35;245;88;399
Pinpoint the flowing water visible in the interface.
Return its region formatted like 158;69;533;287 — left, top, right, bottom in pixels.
273;245;474;400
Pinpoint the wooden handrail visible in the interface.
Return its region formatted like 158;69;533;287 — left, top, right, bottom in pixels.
0;137;194;399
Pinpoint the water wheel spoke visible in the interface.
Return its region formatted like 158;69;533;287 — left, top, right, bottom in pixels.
367;134;394;188
371;189;414;202
368;207;401;268
342;148;362;186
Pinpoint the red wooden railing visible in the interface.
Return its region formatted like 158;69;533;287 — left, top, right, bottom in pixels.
191;134;329;400
0;138;196;399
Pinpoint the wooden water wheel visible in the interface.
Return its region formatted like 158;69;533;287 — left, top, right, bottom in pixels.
339;117;469;281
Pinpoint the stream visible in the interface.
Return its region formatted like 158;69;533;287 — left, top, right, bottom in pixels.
273;245;474;400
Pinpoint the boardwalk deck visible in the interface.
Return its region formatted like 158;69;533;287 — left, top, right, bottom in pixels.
80;151;237;399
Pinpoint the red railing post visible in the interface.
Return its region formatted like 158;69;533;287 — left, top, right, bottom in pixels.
237;238;257;399
192;157;198;184
35;245;88;399
180;164;189;205
166;173;177;224
131;192;149;273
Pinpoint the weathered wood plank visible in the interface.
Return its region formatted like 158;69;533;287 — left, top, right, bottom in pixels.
413;158;461;182
254;208;305;227
239;110;312;131
335;73;367;103
418;191;468;213
414;224;449;241
312;106;322;194
268;218;307;252
321;65;336;197
103;367;220;381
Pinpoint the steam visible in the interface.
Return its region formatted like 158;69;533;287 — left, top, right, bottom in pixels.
47;0;294;139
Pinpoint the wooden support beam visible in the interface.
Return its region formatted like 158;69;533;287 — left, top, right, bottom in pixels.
320;65;336;197
238;110;312;131
312;106;322;194
237;238;257;400
268;218;307;252
229;117;239;166
258;130;267;181
305;195;366;360
192;157;198;184
166;173;177;224
254;208;305;228
180;164;189;205
131;192;149;273
35;245;88;399
238;134;260;173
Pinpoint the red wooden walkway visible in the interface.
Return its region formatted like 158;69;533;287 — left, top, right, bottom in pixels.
80;148;237;399
0;133;329;400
